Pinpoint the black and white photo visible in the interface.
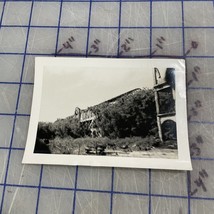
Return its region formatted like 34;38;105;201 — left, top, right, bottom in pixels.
23;58;192;170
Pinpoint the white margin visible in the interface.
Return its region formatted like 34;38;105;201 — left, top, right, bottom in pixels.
22;57;192;171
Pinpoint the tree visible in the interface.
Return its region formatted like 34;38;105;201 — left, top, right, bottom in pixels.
37;122;55;139
93;89;157;138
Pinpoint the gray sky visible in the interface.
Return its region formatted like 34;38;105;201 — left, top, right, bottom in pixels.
39;64;157;122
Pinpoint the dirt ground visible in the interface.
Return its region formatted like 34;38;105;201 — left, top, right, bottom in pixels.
105;148;178;159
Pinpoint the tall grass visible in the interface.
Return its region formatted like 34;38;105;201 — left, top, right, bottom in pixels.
48;136;160;155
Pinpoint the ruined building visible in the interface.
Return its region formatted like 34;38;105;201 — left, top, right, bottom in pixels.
153;67;177;142
74;88;142;137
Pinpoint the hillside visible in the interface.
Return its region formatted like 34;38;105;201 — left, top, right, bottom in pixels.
34;88;177;155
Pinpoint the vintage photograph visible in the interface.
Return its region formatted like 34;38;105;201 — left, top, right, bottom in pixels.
23;58;192;170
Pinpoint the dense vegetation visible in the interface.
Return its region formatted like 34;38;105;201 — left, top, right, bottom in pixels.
34;89;176;155
92;89;157;138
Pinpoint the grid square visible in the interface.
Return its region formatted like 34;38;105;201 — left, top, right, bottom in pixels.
38;189;73;213
0;55;23;82
121;2;150;27
152;29;183;56
75;192;110;214
152;2;182;27
31;2;60;26
88;29;118;56
2;2;32;26
151;170;187;196
27;28;58;54
60;2;89;27
12;116;29;148
185;29;214;56
191;199;214;214
0;27;27;53
57;28;88;55
77;167;112;191
187;89;214;123
17;85;33;115
188;123;214;159
184;2;214;27
113;194;148;214
6;150;41;186
119;29;150;56
0;149;9;183
0;116;13;147
3;187;37;214
41;166;76;188
22;55;36;83
151;197;188;214
186;58;214;88
114;168;148;193
0;84;19;114
90;2;119;27
190;160;214;198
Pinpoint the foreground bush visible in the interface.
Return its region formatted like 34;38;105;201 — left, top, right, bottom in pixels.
47;136;173;155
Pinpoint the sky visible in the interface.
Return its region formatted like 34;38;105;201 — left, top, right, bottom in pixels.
39;63;164;122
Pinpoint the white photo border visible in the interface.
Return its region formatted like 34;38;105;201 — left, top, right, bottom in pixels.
22;57;192;170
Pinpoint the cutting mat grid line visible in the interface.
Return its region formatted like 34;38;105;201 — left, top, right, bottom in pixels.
0;0;35;213
0;0;213;2
35;165;43;214
0;0;213;213
72;166;79;214
0;182;213;199
85;0;92;57
148;169;151;214
54;0;63;55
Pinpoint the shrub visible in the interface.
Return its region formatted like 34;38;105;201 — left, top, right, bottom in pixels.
94;89;157;138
